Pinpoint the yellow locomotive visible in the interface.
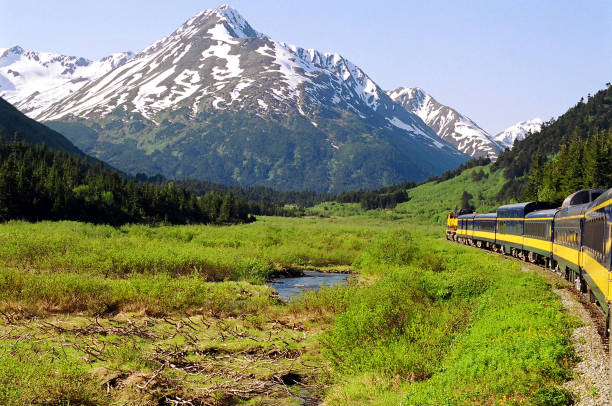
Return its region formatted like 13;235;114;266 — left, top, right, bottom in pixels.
446;209;472;241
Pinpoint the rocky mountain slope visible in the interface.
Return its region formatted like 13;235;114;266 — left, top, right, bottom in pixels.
30;5;468;192
0;46;133;118
492;118;543;149
387;87;502;159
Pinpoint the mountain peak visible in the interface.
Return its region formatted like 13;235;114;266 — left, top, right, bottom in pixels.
140;5;265;56
8;45;24;55
1;46;24;58
388;87;431;112
388;86;502;158
186;4;265;40
493;118;543;148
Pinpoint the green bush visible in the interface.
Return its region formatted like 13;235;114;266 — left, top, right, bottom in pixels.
532;387;574;406
0;342;107;405
322;232;576;404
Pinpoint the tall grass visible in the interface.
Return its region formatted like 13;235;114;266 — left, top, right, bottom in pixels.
0;216;393;315
0;217;381;281
0;341;107;406
0;217;578;404
298;229;577;405
0;267;276;316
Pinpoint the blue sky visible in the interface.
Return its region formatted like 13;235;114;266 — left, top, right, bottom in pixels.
1;0;610;133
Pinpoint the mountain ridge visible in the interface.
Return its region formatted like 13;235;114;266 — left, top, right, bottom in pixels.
0;96;84;156
492;118;543;149
33;5;468;192
387;87;503;158
0;45;133;118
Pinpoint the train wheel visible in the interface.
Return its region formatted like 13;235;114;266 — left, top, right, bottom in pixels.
575;275;583;293
476;241;482;248
589;289;597;304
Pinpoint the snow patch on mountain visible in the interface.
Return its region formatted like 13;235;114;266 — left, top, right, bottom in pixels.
0;46;133;117
6;5;464;161
492;118;543;149
388;87;502;158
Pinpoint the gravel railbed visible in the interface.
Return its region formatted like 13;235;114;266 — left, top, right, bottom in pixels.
555;288;610;406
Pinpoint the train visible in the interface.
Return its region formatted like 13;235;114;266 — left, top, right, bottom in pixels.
446;188;612;334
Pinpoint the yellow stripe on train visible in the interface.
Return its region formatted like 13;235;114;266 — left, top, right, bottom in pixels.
553;243;580;266
581;251;612;301
587;197;612;214
472;230;495;240
496;233;523;245
523;237;552;253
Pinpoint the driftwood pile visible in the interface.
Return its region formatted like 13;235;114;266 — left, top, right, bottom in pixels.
0;312;323;405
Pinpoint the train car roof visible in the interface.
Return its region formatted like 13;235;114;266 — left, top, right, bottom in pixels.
458;213;477;220
561;189;605;208
497;202;533;211
525;208;559;219
587;187;612;212
474;212;497;219
556;202;590;218
497;201;557;217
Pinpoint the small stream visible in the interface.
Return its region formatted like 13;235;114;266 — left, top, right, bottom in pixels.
269;271;349;301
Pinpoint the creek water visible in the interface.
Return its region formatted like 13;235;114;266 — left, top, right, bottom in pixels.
269;271;349;301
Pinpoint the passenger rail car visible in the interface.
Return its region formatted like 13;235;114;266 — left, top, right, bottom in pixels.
456;212;476;244
472;213;496;249
496;202;557;257
523;208;558;267
580;189;612;320
446;188;612;334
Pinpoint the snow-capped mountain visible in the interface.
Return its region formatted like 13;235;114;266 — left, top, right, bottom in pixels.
8;5;469;192
492;118;543;149
37;5;447;147
387;87;502;159
0;46;133;118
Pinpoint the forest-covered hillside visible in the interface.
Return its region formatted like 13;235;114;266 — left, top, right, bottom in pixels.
0;139;254;225
0;97;84;156
493;84;612;201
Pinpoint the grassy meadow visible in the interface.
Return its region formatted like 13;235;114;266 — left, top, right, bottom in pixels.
0;216;579;405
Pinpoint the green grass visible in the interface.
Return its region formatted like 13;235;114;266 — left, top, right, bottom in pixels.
0;216;381;279
0;216;393;316
296;229;577;405
0;216;578;404
395;164;507;223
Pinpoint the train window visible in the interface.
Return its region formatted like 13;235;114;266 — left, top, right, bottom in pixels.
554;219;582;249
525;221;547;239
584;216;605;261
486;221;495;232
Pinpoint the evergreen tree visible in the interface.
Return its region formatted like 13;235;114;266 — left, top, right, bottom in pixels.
460;191;474;210
524;151;545;200
562;129;586;194
0;139;256;225
218;193;235;223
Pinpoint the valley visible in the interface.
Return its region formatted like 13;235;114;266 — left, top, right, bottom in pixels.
0;3;610;405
